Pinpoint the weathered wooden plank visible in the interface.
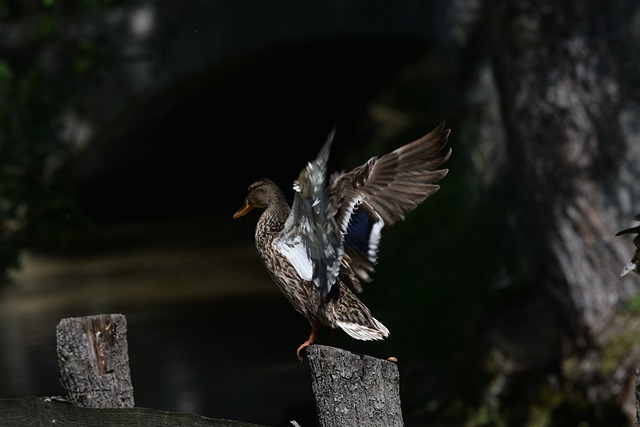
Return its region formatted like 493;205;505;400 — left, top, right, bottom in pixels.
56;314;135;408
306;345;403;427
0;396;267;427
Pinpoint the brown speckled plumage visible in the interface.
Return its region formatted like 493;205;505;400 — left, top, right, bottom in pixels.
233;122;451;360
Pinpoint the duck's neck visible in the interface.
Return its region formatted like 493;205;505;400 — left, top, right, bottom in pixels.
255;197;290;242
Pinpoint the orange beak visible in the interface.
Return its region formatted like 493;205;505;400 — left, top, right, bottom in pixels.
233;199;254;219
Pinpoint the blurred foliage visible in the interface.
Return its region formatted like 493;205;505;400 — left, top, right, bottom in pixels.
0;62;82;276
0;0;116;283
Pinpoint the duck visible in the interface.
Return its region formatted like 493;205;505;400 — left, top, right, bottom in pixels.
233;122;452;361
616;213;640;276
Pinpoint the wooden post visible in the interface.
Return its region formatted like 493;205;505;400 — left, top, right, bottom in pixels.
306;345;404;427
56;314;135;408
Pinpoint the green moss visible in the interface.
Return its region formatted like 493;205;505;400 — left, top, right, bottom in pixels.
600;320;640;376
621;295;640;315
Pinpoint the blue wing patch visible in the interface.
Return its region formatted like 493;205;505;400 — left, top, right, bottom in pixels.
345;207;375;260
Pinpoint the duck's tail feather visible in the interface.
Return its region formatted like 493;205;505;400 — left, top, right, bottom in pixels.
337;318;389;341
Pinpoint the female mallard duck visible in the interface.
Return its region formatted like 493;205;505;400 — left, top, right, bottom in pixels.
233;122;451;360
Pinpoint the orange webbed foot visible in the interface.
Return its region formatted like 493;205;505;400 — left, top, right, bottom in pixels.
296;339;314;362
296;319;319;362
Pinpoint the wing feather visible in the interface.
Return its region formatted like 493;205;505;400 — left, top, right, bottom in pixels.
329;122;451;287
279;129;344;302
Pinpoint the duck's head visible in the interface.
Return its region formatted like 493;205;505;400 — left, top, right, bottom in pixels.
233;178;284;219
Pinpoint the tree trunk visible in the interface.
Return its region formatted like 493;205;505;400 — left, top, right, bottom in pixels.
485;0;640;409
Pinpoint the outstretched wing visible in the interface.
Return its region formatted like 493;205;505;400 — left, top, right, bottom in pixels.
329;122;452;289
276;129;344;301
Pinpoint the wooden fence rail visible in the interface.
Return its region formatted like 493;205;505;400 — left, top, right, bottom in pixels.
0;313;404;427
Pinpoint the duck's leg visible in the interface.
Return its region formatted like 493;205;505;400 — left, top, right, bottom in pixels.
296;319;319;362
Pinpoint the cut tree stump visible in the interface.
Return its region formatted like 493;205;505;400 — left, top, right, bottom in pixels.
306;344;404;427
56;314;135;408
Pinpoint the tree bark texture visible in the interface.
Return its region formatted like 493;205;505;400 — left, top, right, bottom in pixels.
485;0;640;403
56;314;135;408
306;345;403;427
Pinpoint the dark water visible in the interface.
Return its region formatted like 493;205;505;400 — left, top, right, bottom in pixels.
0;220;319;426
